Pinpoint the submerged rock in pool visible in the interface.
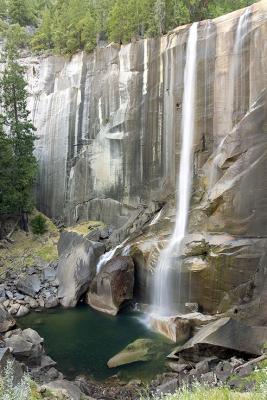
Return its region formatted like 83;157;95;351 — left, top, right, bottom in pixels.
107;338;156;368
86;256;134;316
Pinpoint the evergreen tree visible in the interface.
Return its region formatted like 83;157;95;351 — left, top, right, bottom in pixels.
154;0;166;35
0;34;37;218
0;120;14;214
7;0;36;26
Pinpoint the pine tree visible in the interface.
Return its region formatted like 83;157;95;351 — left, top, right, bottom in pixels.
0;120;14;214
0;33;37;219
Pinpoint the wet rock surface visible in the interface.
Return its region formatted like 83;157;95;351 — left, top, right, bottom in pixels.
86;256;134;316
150;315;191;343
107;338;157;368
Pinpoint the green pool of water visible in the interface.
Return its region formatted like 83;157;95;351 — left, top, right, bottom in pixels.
18;305;172;382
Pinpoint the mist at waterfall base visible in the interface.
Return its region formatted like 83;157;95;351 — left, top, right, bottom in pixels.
152;22;198;318
18;306;172;382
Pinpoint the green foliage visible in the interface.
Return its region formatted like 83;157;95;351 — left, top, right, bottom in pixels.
0;34;38;216
7;0;37;26
0;360;31;400
140;381;267;399
0;0;257;56
4;24;30;51
30;213;47;234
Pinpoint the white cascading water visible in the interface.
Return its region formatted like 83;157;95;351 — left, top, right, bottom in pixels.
152;23;198;317
228;7;251;130
209;7;250;191
96;239;129;273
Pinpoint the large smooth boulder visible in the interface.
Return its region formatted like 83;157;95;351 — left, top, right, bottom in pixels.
57;231;105;307
107;338;156;368
4;328;44;366
86;256;134;315
150;315;191;343
17;274;41;297
0;305;15;333
168;317;267;358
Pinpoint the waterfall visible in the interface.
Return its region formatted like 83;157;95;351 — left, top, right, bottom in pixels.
152;23;198;317
228;7;251;130
96;239;129;273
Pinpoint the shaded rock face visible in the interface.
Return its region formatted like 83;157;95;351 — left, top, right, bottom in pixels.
16;274;41;297
86;256;134;315
4;328;44;366
0;305;15;333
24;1;267;317
57;231;105;307
169;317;267;358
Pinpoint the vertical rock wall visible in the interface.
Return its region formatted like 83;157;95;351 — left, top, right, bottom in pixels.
23;1;267;316
26;1;267;228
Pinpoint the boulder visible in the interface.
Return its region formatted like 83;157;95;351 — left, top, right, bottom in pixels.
167;362;189;373
0;305;15;333
150;315;191;343
168;317;267;358
156;379;179;396
22;328;44;345
16;305;29;317
5;335;33;357
40;355;57;370
45;295;59;309
0;284;6;300
57;231;105;307
107;338;156;368
86;256;134;316
17;274;41;297
44;379;83;400
43;266;57;282
24;296;39;309
5;328;44;366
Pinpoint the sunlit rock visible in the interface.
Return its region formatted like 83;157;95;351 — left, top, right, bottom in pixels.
107;338;156;368
57;231;105;308
150;315;191;343
183;257;208;272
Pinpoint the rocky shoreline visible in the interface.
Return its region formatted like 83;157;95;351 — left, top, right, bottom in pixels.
0;219;266;400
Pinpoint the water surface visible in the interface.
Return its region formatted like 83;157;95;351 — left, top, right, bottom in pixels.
19;305;172;382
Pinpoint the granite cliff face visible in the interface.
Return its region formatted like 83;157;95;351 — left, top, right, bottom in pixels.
25;1;267;318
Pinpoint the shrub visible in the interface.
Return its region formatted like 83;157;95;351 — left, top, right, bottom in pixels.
30;214;47;235
0;360;31;400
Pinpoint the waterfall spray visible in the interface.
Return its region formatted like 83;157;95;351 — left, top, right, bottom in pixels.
152;23;198;317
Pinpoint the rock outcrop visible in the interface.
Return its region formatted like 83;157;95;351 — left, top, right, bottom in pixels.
86;256;134;315
57;231;105;307
168;317;267;358
0;304;15;332
22;1;267;319
150;315;191;343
